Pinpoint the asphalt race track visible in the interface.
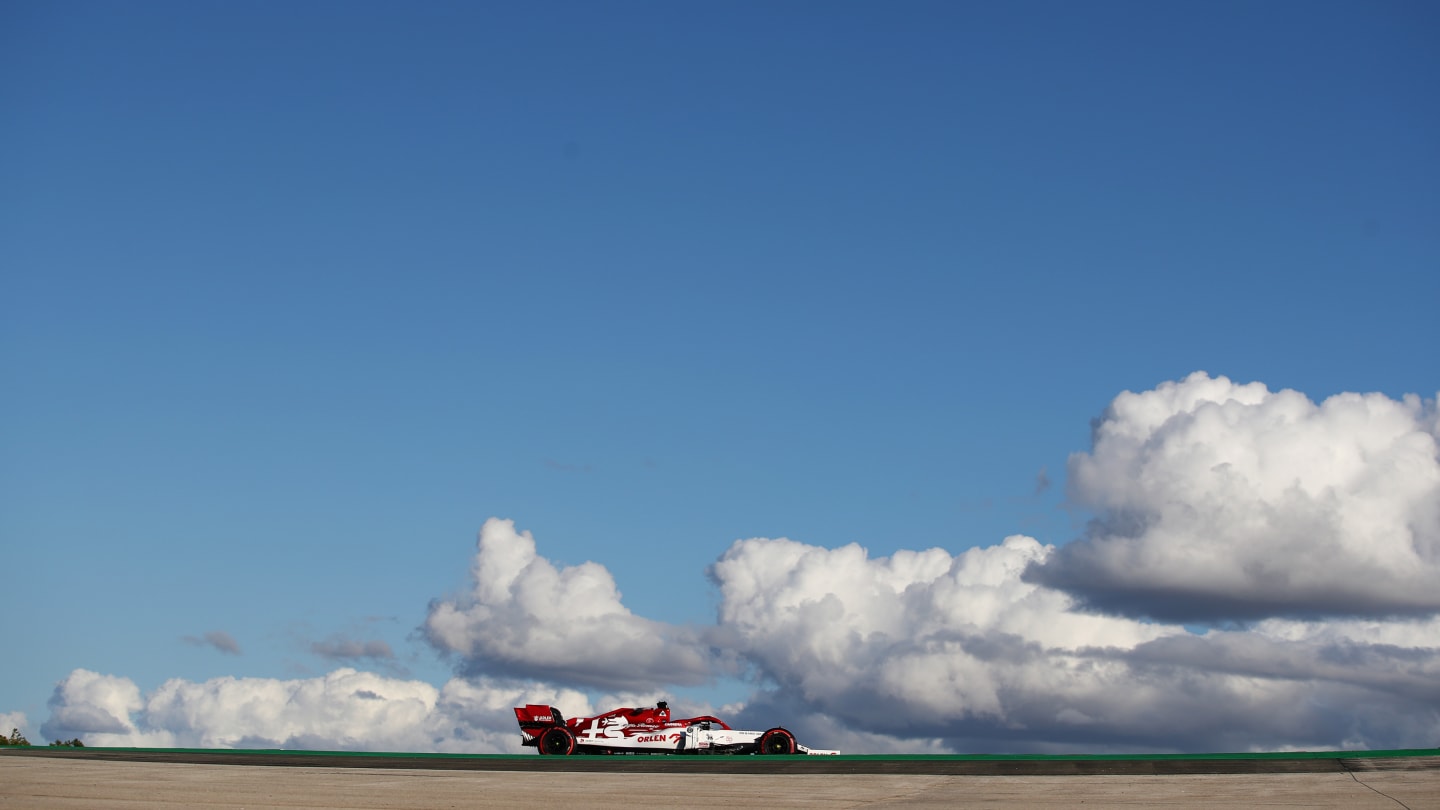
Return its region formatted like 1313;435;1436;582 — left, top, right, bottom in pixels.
4;747;1439;809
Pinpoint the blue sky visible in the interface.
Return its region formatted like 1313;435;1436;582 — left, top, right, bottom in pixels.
2;1;1437;753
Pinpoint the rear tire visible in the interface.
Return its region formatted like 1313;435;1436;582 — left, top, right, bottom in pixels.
757;727;796;755
538;726;576;756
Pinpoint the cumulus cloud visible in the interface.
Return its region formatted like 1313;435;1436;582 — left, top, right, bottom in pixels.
1026;372;1440;621
411;417;1439;753
1;711;30;742
40;668;593;753
710;535;1173;748
708;533;1440;752
183;630;242;655
730;691;954;755
423;518;728;690
42;670;170;746
34;375;1440;754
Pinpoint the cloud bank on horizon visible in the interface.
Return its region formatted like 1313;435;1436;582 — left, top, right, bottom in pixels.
32;374;1440;753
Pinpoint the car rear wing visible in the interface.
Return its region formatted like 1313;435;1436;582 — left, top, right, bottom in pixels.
514;704;565;735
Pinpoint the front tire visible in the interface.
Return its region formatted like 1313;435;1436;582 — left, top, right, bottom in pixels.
757;727;796;755
538;726;576;756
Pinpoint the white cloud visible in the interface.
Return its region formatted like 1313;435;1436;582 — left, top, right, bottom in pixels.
708;531;1440;752
1;711;30;743
710;535;1179;743
711;535;1173;675
423;518;726;690
729;690;956;755
1027;372;1440;620
41;670;172;747
33;375;1440;754
40;668;594;753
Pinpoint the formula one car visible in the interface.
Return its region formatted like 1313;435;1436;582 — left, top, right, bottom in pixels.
514;701;838;755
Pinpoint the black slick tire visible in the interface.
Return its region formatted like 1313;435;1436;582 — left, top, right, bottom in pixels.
757;727;796;755
538;726;576;756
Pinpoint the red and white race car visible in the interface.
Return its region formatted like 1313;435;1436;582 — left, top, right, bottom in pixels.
514;702;837;756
